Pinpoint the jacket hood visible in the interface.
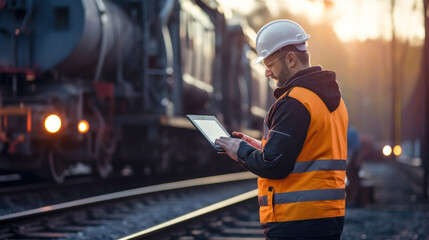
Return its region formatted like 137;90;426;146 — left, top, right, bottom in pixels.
273;66;341;112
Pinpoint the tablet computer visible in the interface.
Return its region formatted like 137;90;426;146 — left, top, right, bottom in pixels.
186;115;230;152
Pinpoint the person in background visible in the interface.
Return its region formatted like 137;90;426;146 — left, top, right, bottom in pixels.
346;126;363;207
215;19;348;240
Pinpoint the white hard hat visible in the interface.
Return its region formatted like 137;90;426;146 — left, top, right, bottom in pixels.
254;19;310;64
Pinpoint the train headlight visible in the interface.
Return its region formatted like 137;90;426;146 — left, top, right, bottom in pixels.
382;145;392;156
44;114;61;133
393;145;402;156
78;120;89;134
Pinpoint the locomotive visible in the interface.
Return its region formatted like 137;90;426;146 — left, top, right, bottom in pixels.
0;0;273;183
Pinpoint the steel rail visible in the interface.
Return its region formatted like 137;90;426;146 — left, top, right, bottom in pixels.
118;189;259;240
0;171;257;223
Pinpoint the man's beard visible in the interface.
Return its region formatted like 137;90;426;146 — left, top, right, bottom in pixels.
275;63;291;88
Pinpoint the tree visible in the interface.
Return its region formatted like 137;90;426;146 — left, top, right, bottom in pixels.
422;0;429;199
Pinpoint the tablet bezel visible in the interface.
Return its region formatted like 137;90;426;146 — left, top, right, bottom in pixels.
186;115;230;152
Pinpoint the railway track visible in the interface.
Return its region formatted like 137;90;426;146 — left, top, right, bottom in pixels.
119;190;262;240
0;172;259;239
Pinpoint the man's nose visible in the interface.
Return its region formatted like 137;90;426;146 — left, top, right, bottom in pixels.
265;69;272;77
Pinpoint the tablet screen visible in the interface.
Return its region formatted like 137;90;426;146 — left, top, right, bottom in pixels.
187;115;230;152
194;119;229;143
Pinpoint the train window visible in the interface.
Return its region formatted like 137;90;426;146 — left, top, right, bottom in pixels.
193;21;202;80
180;11;193;77
203;29;214;83
201;29;208;82
54;7;69;30
179;0;215;85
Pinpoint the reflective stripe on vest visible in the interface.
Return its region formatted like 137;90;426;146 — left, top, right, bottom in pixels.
258;188;345;206
292;159;346;173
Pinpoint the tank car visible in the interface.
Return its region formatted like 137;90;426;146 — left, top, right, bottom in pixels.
0;0;273;183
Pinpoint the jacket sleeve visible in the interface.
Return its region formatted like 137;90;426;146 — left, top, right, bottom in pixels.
236;98;310;179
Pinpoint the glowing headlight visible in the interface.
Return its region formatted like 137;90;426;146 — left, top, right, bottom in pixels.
382;145;392;156
44;114;61;133
393;145;402;156
78;120;89;134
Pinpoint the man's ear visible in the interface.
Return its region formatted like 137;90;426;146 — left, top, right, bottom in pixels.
286;52;297;67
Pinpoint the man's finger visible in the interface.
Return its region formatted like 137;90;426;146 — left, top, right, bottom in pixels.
232;132;242;137
219;136;231;140
215;139;227;146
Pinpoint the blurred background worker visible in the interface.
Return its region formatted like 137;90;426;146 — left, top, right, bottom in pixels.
215;19;348;240
346;125;363;207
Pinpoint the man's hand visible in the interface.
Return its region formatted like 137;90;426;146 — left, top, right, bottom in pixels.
232;131;262;150
214;137;243;162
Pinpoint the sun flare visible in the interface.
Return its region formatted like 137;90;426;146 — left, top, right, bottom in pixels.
228;0;424;45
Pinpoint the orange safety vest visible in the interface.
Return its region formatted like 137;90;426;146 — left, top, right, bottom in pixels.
258;86;348;224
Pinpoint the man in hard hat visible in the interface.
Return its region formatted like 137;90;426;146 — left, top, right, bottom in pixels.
215;19;348;240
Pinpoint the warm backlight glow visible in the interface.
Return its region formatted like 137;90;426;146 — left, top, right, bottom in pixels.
44;115;61;133
78;120;90;134
382;145;392;156
393;145;402;156
248;0;424;46
332;0;388;42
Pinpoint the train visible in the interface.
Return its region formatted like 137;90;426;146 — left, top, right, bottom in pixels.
0;0;273;183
